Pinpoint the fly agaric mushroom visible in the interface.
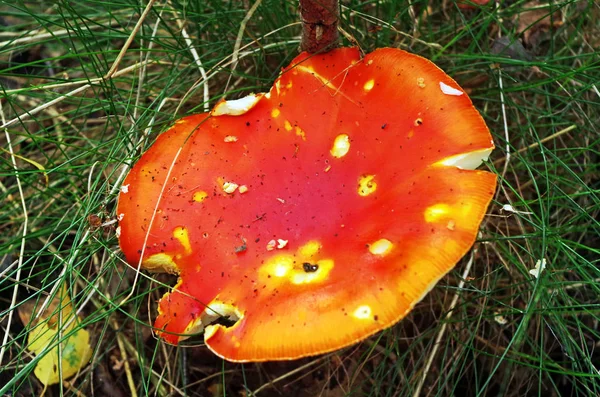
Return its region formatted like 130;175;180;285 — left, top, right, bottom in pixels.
117;47;496;362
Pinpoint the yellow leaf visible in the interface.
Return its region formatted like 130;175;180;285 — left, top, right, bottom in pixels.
24;286;92;386
0;147;49;187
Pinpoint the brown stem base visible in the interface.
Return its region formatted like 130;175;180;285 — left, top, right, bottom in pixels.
299;0;339;54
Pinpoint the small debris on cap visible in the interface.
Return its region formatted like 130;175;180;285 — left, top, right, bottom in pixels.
224;135;238;143
276;239;288;249
266;240;277;251
223;182;239;194
447;220;456;230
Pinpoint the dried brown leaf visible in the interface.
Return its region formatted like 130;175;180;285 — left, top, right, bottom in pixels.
514;1;563;46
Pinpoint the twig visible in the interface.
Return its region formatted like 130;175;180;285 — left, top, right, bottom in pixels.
492;124;577;167
104;0;157;79
134;5;165;120
497;68;510;181
412;250;476;397
548;277;600;293
3;61;150;96
0;102;29;365
0;61;150;129
0;20;122;48
252;356;327;394
112;318;138;397
224;0;263;93
30;231;92;335
340;7;442;50
1;85;88;129
489;0;510;184
174;24;301;115
491;1;536;267
33;266;68;327
172;10;210;111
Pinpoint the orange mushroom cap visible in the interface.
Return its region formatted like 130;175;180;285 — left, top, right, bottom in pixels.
117;47;496;362
457;0;491;10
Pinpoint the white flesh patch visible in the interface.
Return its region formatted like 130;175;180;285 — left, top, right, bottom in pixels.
276;239;288;249
435;148;493;170
439;82;464;96
181;302;243;342
212;94;263;116
203;302;243;325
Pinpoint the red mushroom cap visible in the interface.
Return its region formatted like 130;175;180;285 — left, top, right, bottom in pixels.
117;47;496;362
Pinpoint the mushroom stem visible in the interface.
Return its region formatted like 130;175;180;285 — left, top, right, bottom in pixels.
299;0;339;53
